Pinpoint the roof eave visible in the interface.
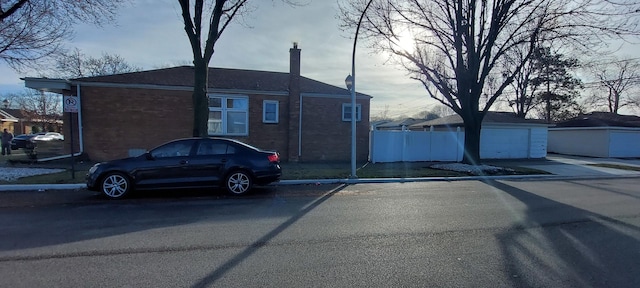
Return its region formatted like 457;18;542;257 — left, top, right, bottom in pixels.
22;77;71;94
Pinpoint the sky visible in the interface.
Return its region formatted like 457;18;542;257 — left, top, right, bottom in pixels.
0;0;638;118
0;0;430;119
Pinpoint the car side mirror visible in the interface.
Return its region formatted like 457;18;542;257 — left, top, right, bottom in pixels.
145;152;154;160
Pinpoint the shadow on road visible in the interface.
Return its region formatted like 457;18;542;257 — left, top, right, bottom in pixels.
0;183;345;276
483;179;640;287
191;184;346;287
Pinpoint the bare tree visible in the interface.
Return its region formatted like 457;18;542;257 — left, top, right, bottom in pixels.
371;104;392;121
587;58;640;114
178;0;250;137
339;0;640;164
5;89;62;132
48;48;141;78
177;0;299;137
0;0;128;70
503;45;542;118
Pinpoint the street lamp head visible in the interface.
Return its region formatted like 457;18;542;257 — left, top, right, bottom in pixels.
345;74;353;91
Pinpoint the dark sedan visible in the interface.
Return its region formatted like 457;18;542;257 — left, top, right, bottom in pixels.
10;134;38;150
86;137;282;199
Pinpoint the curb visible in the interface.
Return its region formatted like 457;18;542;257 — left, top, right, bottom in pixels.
2;173;639;192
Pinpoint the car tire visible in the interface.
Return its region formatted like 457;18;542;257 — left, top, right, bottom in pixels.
225;170;252;195
101;172;131;199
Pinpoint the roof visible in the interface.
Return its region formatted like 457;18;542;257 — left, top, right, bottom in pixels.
73;66;370;97
410;111;548;128
553;112;640;128
0;108;24;120
376;118;425;129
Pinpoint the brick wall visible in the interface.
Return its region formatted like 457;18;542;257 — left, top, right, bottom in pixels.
228;94;290;158
77;85;369;163
300;96;370;161
79;86;192;161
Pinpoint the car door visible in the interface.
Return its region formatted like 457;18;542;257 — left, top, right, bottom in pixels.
182;139;232;186
133;139;196;188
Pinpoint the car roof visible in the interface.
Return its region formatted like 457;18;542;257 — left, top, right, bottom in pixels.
160;137;260;151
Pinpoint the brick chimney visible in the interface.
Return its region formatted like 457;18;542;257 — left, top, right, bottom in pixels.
288;42;301;161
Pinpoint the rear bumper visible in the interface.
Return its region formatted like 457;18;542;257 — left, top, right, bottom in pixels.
254;164;282;185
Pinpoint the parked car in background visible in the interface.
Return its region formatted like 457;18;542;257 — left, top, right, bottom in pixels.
33;132;64;141
10;134;37;150
86;137;282;199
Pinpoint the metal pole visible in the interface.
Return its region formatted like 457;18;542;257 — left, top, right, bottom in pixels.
349;0;374;179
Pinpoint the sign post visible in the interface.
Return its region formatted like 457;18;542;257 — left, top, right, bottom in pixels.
63;96;78;179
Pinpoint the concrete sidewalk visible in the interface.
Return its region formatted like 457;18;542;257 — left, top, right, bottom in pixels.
1;154;639;191
517;154;640;177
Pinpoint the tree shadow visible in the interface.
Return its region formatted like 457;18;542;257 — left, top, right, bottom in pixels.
0;184;344;254
191;184;347;287
483;179;640;287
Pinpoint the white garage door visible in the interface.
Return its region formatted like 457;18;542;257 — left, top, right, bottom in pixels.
481;128;529;159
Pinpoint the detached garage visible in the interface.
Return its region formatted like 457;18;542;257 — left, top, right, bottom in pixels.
548;112;640;158
410;112;549;160
368;112;548;163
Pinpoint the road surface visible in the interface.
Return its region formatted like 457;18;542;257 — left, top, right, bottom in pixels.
1;178;639;287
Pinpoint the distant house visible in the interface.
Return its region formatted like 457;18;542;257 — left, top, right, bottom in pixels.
0;108;62;135
374;118;425;131
548;112;640;158
23;44;371;162
0;109;18;134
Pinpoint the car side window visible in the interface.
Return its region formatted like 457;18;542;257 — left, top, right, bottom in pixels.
197;141;229;156
151;141;193;158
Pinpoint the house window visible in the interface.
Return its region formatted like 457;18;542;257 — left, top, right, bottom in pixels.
263;100;279;123
208;95;248;136
342;103;362;122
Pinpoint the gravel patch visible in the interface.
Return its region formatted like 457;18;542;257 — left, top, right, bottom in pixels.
430;163;515;175
0;167;66;182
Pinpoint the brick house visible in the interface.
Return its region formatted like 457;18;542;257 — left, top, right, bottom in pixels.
23;44;371;162
0;108;63;135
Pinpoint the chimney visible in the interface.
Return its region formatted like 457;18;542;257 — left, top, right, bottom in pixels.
289;42;301;79
288;42;301;161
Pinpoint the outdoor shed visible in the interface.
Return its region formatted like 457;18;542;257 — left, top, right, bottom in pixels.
369;112;548;163
548;112;640;158
23;44;371;162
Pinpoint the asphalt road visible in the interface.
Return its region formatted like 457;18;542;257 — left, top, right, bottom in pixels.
1;178;639;287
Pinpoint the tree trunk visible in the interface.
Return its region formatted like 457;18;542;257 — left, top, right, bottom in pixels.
461;112;483;165
192;61;209;137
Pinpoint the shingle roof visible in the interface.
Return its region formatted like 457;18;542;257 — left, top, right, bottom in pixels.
0;108;25;119
376;118;424;128
74;66;368;97
553;112;640;128
410;111;547;128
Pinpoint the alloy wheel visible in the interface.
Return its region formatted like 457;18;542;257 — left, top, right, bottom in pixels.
226;171;251;195
102;173;130;199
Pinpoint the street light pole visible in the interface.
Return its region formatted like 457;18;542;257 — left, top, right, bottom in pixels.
346;0;374;179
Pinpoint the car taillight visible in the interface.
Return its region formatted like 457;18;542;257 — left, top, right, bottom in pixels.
268;153;279;163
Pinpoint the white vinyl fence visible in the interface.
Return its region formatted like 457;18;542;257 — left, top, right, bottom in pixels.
370;127;547;163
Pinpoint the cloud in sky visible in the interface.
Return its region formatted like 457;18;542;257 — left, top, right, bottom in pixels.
0;0;434;119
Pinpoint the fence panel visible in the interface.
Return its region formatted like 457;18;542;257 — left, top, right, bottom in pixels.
370;130;463;162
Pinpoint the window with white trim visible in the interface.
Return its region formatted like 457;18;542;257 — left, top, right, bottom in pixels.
341;103;362;121
208;95;248;136
263;100;279;123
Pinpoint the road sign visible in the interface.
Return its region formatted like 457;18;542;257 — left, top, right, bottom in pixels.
64;96;78;113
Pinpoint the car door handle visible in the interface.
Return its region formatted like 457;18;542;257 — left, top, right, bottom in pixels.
180;160;188;165
221;158;228;163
